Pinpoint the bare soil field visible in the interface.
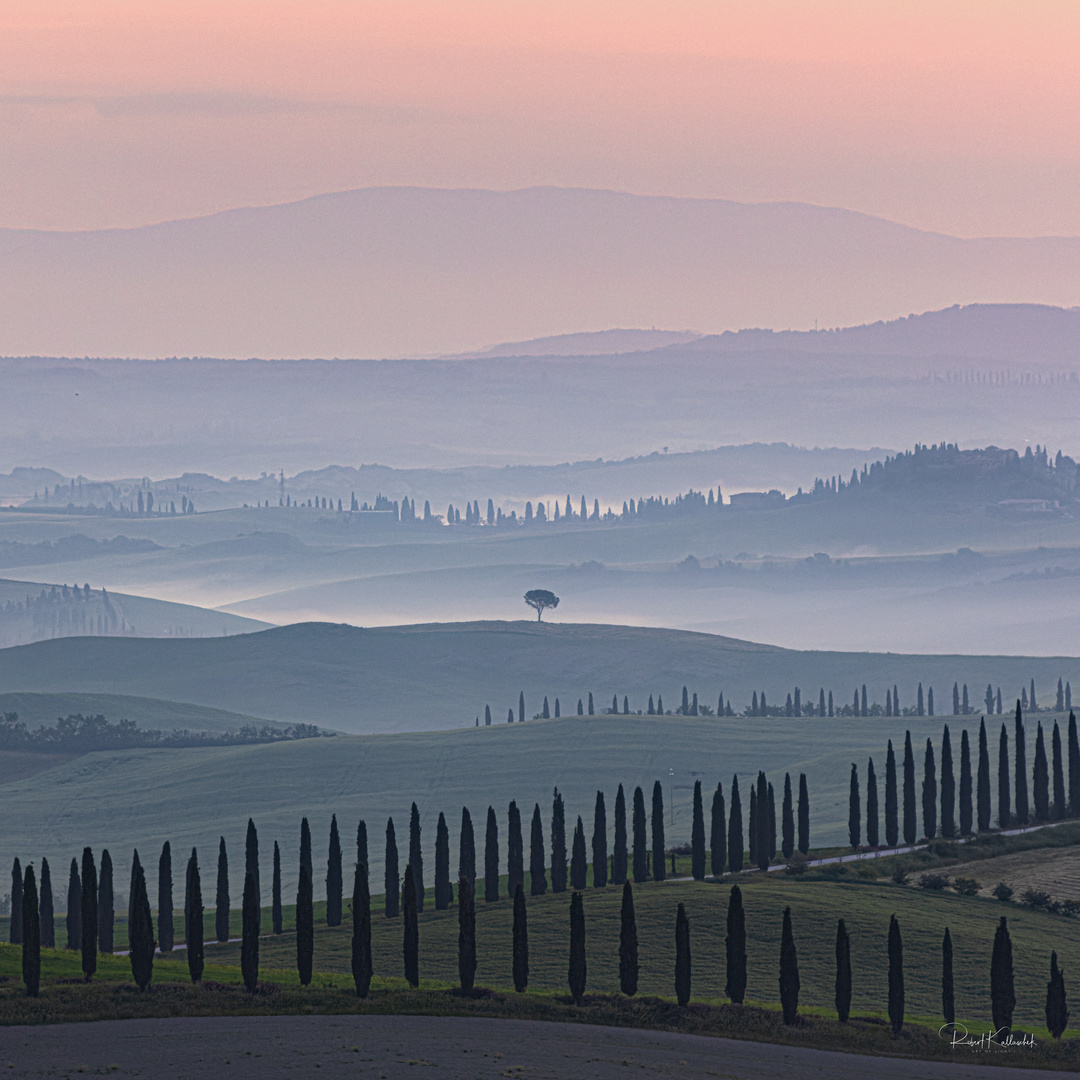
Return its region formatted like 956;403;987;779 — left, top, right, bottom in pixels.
956;847;1080;901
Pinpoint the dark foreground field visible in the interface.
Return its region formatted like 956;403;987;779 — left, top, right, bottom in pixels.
0;1014;1062;1080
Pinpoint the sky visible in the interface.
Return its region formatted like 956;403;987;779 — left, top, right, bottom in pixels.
2;1;1080;236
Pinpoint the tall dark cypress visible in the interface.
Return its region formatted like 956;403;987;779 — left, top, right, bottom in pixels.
592;791;608;887
1045;951;1069;1039
10;858;23;944
1052;722;1066;819
241;870;259;992
756;772;770;869
866;758;879;848
922;738;937;840
570;816;587;889
507;801;524;899
484;807;499;903
98;850;113;954
942;926;954;1025
402;863;420;987
767;781;777;860
530;804;547;896
128;855;154;991
157;842;173;954
436;811;454;908
711;782;727;874
409;803;425;910
1034;723;1050;821
327;814;343;926
848;764;860;848
675;903;692;1006
272;841;283;935
1015;702;1029;825
748;786;758;865
903;732;917;844
185;848;204;984
888;914;904;1036
991;916;1016;1031
80;848;97;981
959;729;973;835
459;807;475;885
385;818;400;917
688;780;706;879
999;723;1011;827
512;883;529;993
245;818;260;930
357;819;368;873
778;907;800;1025
834;918;851;1021
65;858;81;950
781;774;795;859
728;776;744;873
21;864;39;998
457;875;476;991
38;857;54;949
651;781;666;881
1069;712;1080;816
551;788;568;892
977;718;992;832
611;784;627;885
884;740;898;847
568;891;586;1005
725;884;747;1004
632;786;648;882
352;861;372;999
940;726;956;838
797;773;809;855
296;859;313;986
215;837;230;942
619;880;638;996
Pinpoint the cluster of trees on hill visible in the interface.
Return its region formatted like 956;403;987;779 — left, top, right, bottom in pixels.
0;713;325;753
0;584;132;640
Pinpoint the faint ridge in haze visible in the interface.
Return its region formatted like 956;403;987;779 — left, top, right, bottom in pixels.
455;328;703;358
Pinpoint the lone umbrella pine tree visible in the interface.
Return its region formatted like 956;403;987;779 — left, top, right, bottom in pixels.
1015;703;1029;825
568;891;586;1005
592;791;608;887
729;776;744;873
157;842;173;954
884;740;899;847
215;838;230;943
1046;951;1069;1039
65;859;81;951
991;916;1016;1031
507;801;524;898
797;773;810;855
21;864;39;998
409;803;424;910
10;859;23;944
1034;723;1050;821
571;817;587;890
651;781;666;881
98;850;114;954
385;818;400;917
241;871;259;992
272;842;283;935
484;807;499;903
779;907;800;1026
435;811;453;909
530;804;547;896
942;927;955;1026
80;848;98;981
512;884;529;993
725;884;747;1004
524;589;559;620
711;782;727;874
848;764;861;848
940;726;956;838
922;738;937;840
834;919;851;1022
128;857;154;992
977;718;992;832
959;729;973;836
352;861;372;999
691;780;706;879
999;723;1011;827
403;864;419;987
459;808;475;884
631;786;648;882
327;814;343;926
675;903;692;1007
185;849;204;984
39;858;54;950
903;732;917;845
619;881;638;996
611;784;627;885
888;915;904;1037
296;861;314;986
457;875;476;992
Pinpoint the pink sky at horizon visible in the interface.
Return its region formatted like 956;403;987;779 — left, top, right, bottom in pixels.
3;1;1080;235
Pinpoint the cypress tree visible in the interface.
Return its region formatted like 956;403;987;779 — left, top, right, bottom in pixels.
457;875;476;992
241;870;259;992
848;764;860;848
797;773;810;855
1034;723;1050;821
39;857;54;949
619;880;638;996
66;858;81;950
942;927;954;1026
903;732;917;844
512;883;529;993
185;848;203;984
940;726;956;838
385;818;400;917
675;903;691;1006
592;791;608;887
571;816;587;890
459;807;475;885
296;861;313;986
157;842;172;954
885;740;898;847
651;781;666;881
748;787;757;865
128;855;154;991
888;914;904;1036
1053;722;1066;818
632;786;648;882
300;815;312;886
959;729;973;835
215;837;229;942
781;774;794;859
834;918;851;1022
1070;712;1080;816
588;692;594;715
21;864;39;998
507;801;524;899
568;891;586;1004
551;789;568;892
690;780;706;879
272;842;283;935
611;784;628;885
991;916;1016;1031
357;819;368;871
327;814;343;926
352;861;372;999
978;718;992;831
729;776;744;872
98;850;113;954
866;758;879;847
519;690;525;723
779;907;800;1025
767;781;777;860
711;782;727;874
1015;703;1029;825
725;884;747;1004
10;858;22;944
435;811;453;909
245;818;260;930
922;738;937;840
999;723;1011;827
530;804;547;896
80;848;97;980
409;803;424;910
1046;951;1069;1039
756;772;770;869
484;807;499;903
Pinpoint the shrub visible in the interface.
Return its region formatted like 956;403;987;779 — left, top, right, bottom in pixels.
1019;887;1053;910
952;877;980;896
821;863;848;881
784;853;808;876
992;881;1014;902
890;864;910;886
917;872;950;891
927;840;959;860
